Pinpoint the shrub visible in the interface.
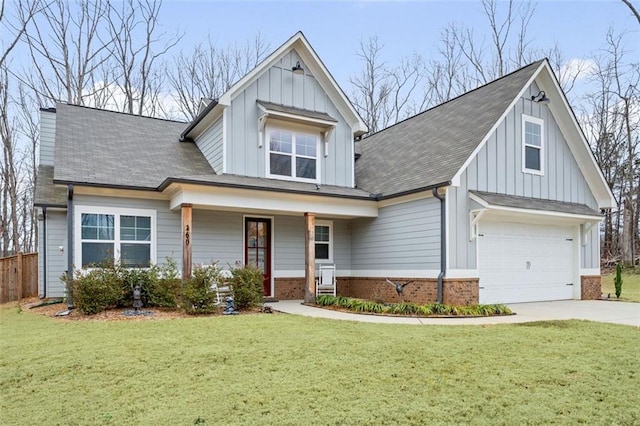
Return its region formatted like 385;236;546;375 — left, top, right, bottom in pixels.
614;263;623;298
316;295;338;306
147;259;182;308
229;264;264;310
182;265;220;315
66;266;122;315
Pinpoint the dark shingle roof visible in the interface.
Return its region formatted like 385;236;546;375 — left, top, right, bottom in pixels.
470;190;601;217
355;60;544;197
53;104;214;189
160;174;372;199
34;165;67;207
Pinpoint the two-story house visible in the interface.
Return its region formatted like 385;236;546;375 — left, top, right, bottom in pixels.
34;32;614;305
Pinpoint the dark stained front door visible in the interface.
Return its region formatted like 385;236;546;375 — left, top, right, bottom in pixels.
244;217;271;296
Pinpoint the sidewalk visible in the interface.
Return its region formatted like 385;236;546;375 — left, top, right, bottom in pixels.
264;299;640;326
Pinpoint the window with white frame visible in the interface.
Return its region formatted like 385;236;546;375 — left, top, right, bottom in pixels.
522;115;544;174
267;127;319;182
76;207;156;268
315;221;333;263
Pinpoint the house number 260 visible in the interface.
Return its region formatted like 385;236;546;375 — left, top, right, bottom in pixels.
185;225;190;246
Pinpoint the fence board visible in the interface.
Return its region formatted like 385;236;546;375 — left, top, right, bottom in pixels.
0;253;38;303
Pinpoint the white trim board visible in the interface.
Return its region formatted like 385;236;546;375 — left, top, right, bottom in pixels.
579;268;601;276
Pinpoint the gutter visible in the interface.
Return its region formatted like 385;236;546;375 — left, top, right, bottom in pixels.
179;99;219;142
66;184;74;309
432;187;446;304
41;207;47;298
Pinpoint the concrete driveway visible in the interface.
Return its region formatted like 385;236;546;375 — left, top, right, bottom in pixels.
265;299;640;326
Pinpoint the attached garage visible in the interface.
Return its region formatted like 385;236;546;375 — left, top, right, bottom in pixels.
478;221;575;304
469;191;604;305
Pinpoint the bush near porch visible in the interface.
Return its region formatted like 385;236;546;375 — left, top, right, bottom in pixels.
1;303;638;424
63;260;264;315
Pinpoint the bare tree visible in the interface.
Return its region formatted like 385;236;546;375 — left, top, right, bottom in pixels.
103;0;182;116
0;0;42;69
167;32;269;121
20;0;112;105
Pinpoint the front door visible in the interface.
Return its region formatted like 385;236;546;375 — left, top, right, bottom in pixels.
244;217;272;296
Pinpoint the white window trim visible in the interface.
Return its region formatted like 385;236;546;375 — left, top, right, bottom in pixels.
522;114;544;176
265;124;321;184
314;220;333;264
74;205;157;269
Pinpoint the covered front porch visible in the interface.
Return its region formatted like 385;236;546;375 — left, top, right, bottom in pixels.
164;179;378;301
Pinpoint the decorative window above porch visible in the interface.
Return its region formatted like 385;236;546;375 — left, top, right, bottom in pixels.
257;100;337;165
267;127;320;182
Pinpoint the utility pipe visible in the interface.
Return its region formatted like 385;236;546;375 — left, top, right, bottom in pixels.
432;187;446;304
42;206;47;298
66;184;74;309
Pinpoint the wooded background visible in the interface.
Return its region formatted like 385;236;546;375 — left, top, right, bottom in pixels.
1;0;638;265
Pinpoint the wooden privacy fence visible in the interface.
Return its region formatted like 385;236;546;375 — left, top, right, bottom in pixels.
0;253;38;303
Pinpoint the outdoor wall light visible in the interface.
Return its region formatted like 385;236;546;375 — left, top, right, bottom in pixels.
531;90;550;104
292;61;304;75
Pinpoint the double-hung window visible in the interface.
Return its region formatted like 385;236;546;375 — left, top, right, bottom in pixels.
314;221;333;263
76;206;156;269
522;115;544;175
267;127;319;182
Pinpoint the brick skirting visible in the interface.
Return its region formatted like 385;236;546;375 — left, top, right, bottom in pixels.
581;275;601;300
274;276;480;305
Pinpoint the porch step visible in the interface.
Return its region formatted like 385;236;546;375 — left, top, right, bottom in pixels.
263;297;279;303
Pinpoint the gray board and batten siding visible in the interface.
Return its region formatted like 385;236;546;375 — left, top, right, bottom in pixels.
220;50;355;187
448;82;600;271
350;197;441;272
195;116;224;173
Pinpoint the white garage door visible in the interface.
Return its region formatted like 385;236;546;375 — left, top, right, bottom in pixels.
478;221;575;304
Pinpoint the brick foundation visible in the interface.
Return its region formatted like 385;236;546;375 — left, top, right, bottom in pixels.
581;275;601;300
274;276;480;305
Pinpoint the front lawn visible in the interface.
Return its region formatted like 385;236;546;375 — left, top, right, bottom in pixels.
601;271;640;302
1;304;638;425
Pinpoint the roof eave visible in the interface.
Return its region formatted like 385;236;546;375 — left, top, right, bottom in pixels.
159;177;376;201
180;100;221;141
374;181;452;200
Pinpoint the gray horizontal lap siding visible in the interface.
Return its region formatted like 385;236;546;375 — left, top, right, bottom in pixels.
39;210;68;297
449;82;600;270
274;216;351;272
195;117;223;173
226;50;354;187
191;210;243;267
351;197;440;271
39;110;56;166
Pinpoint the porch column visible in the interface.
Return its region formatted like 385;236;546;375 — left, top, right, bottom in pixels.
181;203;192;279
304;212;316;303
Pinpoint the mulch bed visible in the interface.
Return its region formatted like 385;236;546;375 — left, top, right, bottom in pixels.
16;298;280;321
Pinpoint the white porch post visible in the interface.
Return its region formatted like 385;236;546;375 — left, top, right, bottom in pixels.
304;212;316;303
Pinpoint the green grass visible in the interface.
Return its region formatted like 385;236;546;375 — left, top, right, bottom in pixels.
1;305;639;425
601;271;640;302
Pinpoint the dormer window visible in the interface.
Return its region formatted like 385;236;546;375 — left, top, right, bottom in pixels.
258;100;337;183
267;127;319;182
